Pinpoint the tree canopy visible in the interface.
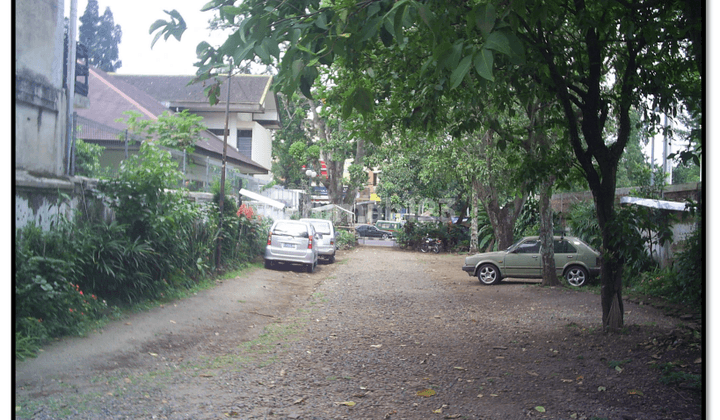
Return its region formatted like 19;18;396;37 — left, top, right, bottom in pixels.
151;0;701;330
79;0;123;72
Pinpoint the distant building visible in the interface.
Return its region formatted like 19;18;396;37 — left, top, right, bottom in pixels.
104;73;281;182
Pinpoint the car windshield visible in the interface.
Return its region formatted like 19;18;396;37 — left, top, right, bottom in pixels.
273;223;308;237
506;238;526;252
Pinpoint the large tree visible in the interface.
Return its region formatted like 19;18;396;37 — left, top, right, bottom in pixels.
79;0;122;72
152;0;700;330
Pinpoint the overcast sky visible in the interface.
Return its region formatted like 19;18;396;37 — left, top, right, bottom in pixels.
65;0;230;75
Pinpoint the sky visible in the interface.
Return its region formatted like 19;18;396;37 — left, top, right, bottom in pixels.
64;0;230;76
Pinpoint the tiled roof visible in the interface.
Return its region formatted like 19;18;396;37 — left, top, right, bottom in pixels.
111;74;273;106
76;67;268;174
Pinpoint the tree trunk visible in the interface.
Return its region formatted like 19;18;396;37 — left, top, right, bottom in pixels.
469;180;479;254
594;186;625;331
539;177;560;286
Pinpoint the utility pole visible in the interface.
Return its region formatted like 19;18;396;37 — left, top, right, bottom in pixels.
215;69;232;271
65;0;78;175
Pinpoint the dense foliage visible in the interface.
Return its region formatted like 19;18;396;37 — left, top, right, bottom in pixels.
15;144;271;360
78;0;122;72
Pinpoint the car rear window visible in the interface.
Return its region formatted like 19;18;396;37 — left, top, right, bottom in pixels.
309;222;332;234
273;222;308;237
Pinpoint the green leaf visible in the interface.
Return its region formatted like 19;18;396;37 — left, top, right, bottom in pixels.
291;59;305;80
485;31;511;56
149;19;168;35
220;6;244;16
506;31;526;64
473;48;494;81
417;3;435;27
232;40;256;64
535;406;546;413
446;40;464;70
379;25;393;47
315;11;328;30
475;3;496;37
450;55;473;89
353;87;374;115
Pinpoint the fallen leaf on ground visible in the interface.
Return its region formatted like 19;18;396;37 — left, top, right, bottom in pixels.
535;406;546;413
432;408;442;414
527;371;538;376
561;379;573;383
598;386;607;392
335;401;356;406
628;389;644;396
148;352;158;357
293;397;305;405
445;414;462;419
370;344;382;348
417;389;436;397
453;366;467;371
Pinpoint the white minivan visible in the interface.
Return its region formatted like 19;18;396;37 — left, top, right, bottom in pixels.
300;218;336;263
264;220;319;272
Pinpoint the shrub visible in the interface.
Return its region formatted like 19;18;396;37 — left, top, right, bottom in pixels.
335;229;357;250
15;223;109;344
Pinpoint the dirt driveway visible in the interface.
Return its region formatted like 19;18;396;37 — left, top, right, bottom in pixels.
15;247;702;419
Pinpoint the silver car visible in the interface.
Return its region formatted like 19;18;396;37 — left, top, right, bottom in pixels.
264;220;319;273
461;235;601;287
300;218;336;263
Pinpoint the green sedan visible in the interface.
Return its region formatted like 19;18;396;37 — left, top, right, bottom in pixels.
462;236;601;287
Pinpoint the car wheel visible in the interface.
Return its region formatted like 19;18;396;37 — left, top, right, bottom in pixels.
565;266;588;287
307;261;316;273
381;234;389;240
329;254;335;263
477;264;501;285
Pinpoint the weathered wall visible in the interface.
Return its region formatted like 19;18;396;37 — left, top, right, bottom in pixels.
14;172;106;231
15;0;68;178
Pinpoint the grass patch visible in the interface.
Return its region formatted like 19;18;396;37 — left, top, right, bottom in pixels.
655;362;702;391
202;318;304;371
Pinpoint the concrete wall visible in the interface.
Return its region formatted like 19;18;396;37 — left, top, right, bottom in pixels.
15;0;68;177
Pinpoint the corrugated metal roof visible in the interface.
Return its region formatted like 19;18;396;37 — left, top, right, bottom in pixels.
619;196;690;212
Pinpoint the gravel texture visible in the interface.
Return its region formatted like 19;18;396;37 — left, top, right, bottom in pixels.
15;247;703;419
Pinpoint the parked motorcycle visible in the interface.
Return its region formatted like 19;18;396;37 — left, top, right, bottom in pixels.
420;237;442;253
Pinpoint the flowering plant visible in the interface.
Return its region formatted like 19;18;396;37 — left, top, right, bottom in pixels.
236;204;257;220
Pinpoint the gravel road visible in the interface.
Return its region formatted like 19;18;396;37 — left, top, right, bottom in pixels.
15;247;702;419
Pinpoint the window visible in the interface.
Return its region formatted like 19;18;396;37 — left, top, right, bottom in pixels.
554;240;577;254
515;240;541;254
237;130;252;158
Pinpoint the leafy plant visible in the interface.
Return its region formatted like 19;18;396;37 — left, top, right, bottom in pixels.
74;139;105;177
334;229;357;250
655;362;702;391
